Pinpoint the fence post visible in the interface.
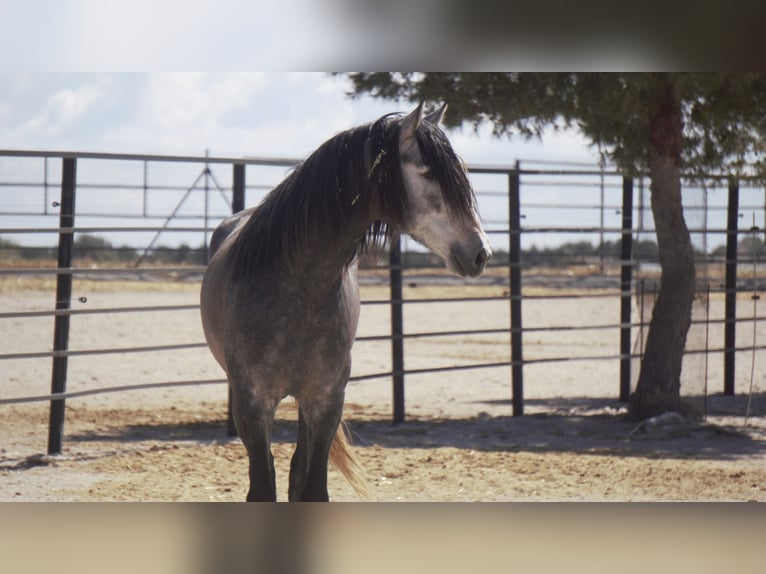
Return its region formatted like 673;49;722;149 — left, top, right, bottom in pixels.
225;163;246;437
48;157;77;455
619;176;634;402
509;163;524;417
724;177;739;395
232;163;246;213
390;236;405;424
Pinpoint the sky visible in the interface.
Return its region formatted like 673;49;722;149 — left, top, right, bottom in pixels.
0;0;672;164
0;73;600;164
0;1;637;252
0;0;664;72
0;72;612;251
0;0;604;164
0;5;744;255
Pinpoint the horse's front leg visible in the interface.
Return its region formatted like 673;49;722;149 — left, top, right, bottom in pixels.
289;388;345;502
234;399;278;501
228;363;279;501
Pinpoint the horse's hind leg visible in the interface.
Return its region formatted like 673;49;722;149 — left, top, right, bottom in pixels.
288;409;310;501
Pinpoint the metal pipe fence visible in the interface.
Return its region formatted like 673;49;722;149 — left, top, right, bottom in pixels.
0;150;763;454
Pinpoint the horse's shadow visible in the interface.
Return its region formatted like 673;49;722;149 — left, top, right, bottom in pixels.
67;393;766;463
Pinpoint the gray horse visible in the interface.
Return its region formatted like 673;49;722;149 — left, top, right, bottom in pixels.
200;103;491;501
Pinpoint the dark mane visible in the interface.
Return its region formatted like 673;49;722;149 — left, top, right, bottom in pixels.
229;112;476;277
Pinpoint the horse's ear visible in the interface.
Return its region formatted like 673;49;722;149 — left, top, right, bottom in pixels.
425;103;447;125
399;101;424;142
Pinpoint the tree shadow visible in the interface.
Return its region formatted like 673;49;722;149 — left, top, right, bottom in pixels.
65;393;765;463
345;414;764;462
477;391;766;419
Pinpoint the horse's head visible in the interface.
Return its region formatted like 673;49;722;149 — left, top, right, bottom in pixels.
397;103;492;278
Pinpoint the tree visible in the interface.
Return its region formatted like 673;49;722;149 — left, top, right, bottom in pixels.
738;235;766;260
342;73;766;419
73;234;116;262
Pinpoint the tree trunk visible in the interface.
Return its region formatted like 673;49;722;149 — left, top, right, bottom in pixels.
629;76;696;420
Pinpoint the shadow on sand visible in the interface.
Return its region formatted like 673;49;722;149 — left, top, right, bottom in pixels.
65;393;765;463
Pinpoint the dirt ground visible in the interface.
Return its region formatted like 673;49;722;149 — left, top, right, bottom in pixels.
1;274;764;501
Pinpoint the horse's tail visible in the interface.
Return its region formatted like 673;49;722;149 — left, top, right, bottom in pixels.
329;421;370;500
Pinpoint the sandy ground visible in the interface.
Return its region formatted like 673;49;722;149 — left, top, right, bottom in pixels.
1;273;764;501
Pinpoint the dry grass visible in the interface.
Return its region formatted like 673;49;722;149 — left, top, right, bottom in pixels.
0;275;201;294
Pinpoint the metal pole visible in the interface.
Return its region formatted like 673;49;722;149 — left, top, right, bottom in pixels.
232;163;246;213
509;163;524;416
639;279;646;364
638;176;645;232
142;160;148;218
44;157;50;215
599;157;606;274
724;177;739;395
704;282;711;421
204;150;211;264
619;176;634;402
226;163;246;438
702;182;709;263
390;236;405;424
134;168;207;267
48;157;77;455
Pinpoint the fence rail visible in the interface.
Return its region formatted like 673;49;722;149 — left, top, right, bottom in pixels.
1;149;763;454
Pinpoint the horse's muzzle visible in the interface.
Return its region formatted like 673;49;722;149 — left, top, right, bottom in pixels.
450;244;492;278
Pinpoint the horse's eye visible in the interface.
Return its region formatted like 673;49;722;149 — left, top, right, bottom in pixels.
423;169;436;181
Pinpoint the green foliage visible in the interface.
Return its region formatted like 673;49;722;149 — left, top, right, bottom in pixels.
342;73;766;177
520;239;659;265
736;235;766;259
72;234;135;262
0;237;55;260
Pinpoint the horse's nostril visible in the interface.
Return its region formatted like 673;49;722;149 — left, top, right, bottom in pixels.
475;247;491;267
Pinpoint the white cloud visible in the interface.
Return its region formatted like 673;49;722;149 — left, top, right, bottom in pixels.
100;73;386;157
8;0;331;71
141;73;269;130
0;72;598;166
38;86;101;132
96;73;275;154
3;79;106;144
447;122;600;166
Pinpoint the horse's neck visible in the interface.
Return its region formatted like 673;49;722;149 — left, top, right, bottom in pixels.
287;212;371;294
